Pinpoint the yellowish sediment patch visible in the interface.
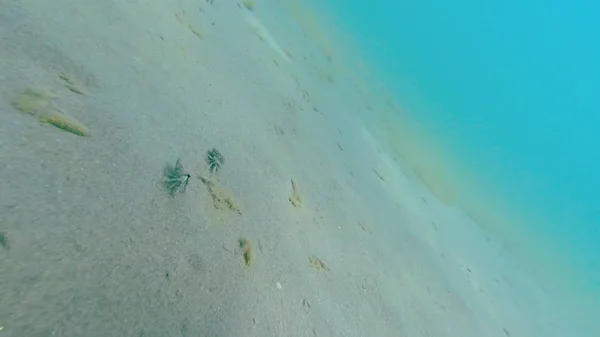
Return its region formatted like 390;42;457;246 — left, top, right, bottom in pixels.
40;112;90;137
12;87;54;115
199;176;243;214
308;255;329;271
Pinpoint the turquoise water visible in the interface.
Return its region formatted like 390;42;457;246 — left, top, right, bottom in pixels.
321;0;600;332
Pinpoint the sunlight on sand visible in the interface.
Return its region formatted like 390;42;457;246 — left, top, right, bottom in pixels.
244;12;294;65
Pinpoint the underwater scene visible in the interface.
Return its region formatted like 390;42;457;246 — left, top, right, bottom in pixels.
0;0;597;336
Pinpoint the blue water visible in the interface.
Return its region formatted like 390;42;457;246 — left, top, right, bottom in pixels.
320;0;600;332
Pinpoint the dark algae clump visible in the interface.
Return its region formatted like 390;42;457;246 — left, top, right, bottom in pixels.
206;148;224;173
163;158;191;197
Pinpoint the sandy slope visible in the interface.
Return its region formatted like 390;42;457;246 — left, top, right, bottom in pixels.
0;0;579;336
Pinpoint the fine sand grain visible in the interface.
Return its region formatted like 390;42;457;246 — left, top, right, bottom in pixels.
0;0;579;336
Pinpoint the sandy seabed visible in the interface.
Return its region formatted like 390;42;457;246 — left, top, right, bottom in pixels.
0;0;578;336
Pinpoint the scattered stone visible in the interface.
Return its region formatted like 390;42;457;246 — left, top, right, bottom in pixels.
289;179;302;207
372;168;385;182
239;238;253;266
187;24;203;39
57;72;88;95
0;232;9;251
358;221;372;234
